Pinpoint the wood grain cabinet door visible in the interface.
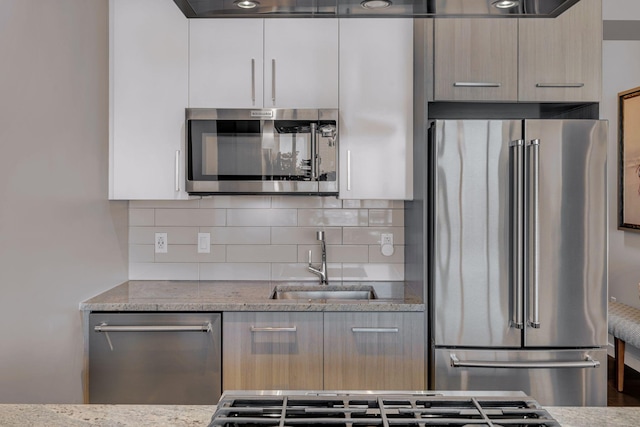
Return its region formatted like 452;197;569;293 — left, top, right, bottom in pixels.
323;312;425;390
223;312;323;390
518;0;602;102
434;18;518;102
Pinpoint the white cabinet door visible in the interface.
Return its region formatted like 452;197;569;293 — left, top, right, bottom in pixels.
189;19;264;108
518;0;602;102
264;19;338;108
338;19;413;200
109;0;189;200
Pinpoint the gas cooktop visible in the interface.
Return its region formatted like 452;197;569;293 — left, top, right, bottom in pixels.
208;390;561;426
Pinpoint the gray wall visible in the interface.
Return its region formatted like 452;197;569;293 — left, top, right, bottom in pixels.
0;0;127;403
602;0;640;309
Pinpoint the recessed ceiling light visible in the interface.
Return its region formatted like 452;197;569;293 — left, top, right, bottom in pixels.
361;0;392;10
492;0;520;8
234;0;259;9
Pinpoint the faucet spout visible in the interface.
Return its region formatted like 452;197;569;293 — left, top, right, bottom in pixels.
308;231;328;285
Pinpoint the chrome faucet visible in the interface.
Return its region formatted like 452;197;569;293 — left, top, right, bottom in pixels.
308;231;328;285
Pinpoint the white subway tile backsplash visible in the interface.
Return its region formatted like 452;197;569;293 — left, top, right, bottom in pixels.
271;263;342;281
154;244;226;263
129;209;154;226
271;196;343;209
369;209;405;227
130;227;199;245
227;245;297;263
201;227;271;244
199;196;271;209
199;263;271;280
271;227;342;244
129;244;155;263
227;209;297;227
130;262;199;280
156;209;226;226
343;227;405;245
342;263;404;281
297;209;368;227
128;198;404;281
298;245;369;263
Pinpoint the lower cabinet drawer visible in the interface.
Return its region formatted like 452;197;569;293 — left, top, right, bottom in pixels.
223;312;323;390
323;312;425;390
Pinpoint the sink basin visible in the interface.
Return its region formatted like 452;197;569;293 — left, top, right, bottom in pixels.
270;284;377;301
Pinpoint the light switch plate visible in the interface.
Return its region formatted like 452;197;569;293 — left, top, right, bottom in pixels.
198;232;211;253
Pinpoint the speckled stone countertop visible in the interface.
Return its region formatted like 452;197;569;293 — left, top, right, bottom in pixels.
79;280;424;312
0;405;639;426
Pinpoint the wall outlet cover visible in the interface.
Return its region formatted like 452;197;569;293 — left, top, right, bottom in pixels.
155;232;168;253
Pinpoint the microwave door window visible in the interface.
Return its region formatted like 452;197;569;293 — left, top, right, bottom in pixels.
195;120;263;180
274;121;312;181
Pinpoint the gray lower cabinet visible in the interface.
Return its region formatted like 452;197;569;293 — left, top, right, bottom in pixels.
323;312;425;390
223;311;425;391
223;312;324;390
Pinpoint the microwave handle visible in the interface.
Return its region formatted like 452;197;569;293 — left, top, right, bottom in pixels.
311;122;317;180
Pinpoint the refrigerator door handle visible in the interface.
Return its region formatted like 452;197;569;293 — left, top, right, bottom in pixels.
510;139;525;330
450;354;600;369
527;139;541;329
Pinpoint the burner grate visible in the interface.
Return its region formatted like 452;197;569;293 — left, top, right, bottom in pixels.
208;393;561;427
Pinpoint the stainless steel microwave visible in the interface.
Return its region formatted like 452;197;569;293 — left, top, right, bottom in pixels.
186;108;338;195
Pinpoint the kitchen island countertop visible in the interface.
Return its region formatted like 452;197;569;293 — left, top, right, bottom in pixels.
80;280;424;312
0;404;638;426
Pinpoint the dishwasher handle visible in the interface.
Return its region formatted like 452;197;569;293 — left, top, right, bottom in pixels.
94;323;212;333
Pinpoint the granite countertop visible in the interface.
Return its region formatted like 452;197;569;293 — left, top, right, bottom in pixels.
1;404;639;426
80;280;424;312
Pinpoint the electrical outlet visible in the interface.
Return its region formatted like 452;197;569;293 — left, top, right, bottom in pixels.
381;233;393;246
155;233;168;253
198;232;211;254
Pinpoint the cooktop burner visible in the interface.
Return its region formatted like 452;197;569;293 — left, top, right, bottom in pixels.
208;391;560;426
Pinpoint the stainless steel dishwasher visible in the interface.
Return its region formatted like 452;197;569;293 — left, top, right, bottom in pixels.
89;312;221;404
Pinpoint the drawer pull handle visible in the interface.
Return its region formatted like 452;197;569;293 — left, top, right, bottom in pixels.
454;82;501;88
94;323;211;333
535;83;585;88
250;326;297;332
351;327;399;333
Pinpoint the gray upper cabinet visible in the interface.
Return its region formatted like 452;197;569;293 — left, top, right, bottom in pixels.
518;0;602;102
189;19;338;109
432;0;602;103
434;19;518;102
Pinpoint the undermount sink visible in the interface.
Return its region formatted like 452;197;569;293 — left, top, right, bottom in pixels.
270;284;377;301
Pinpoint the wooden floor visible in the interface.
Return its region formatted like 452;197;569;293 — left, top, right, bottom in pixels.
607;356;640;406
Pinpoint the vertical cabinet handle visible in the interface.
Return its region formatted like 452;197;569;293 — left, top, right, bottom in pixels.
527;139;541;329
251;58;256;106
175;150;180;192
310;122;317;180
346;150;352;191
510;140;524;330
271;59;276;105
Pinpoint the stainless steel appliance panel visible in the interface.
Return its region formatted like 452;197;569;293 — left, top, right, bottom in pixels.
432;120;522;348
89;312;221;404
434;348;607;406
186;108;338;195
523;120;608;348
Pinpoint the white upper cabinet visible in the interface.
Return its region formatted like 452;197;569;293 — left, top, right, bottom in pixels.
434;18;518;102
518;0;602;102
109;0;189;200
338;19;413;200
189;19;264;108
189;19;338;108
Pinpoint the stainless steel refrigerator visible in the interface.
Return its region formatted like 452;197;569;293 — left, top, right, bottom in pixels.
429;119;608;406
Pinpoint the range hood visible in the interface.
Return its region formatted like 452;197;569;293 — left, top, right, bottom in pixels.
173;0;581;18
